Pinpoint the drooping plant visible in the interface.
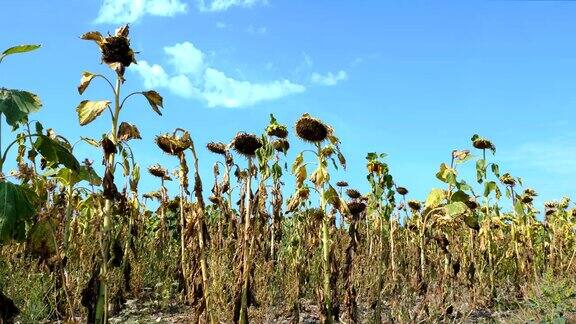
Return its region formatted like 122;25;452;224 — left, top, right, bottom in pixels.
76;25;164;323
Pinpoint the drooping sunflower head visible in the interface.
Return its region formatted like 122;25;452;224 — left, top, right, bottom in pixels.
206;142;227;155
272;139;290;153
155;132;191;156
347;201;366;215
396;186;409;196
336;181;349;188
471;134;496;152
408;200;422;212
499;173;516;187
346;189;361;199
148;164;171;180
232;132;262;157
295;113;329;143
81;25;137;73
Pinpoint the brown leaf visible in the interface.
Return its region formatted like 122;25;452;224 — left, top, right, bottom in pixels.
142;90;163;115
80;31;104;45
117;122;141;141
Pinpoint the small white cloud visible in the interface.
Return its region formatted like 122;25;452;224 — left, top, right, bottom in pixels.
131;42;305;108
95;0;187;24
310;70;348;86
303;52;313;68
197;0;268;12
216;21;228;29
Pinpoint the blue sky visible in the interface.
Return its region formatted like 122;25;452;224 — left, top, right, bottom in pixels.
1;0;575;211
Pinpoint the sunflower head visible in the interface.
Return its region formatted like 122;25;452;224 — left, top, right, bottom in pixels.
272;139;290;153
81;25;137;75
408;200;422;212
347;201;366;215
232;132;262;157
336;181;349;188
471;134;496;152
499;173;516;187
346;189;361;199
396;186;408;196
155;132;191;156
148;164;171;180
295;113;329;143
206;142;227;155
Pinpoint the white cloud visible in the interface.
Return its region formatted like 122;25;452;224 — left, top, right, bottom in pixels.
95;0;187;24
216;21;228;29
164;42;205;76
131;41;305;108
197;0;268;12
310;70;348;86
202;68;304;108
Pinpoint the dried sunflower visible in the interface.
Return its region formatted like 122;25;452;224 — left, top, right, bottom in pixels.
336;181;349;187
499;173;516;186
81;25;137;74
408;200;422;211
471;134;495;152
148;164;171;180
272;139;290;153
155;132;191;156
346;189;361;199
232;132;262;157
206;142;227;155
396;186;408;195
347;201;366;215
295;113;329;143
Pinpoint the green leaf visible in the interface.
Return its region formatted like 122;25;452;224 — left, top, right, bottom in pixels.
444;202;468;217
0;89;42;128
436;163;456;185
0;44;40;63
0;182;38;244
425;188;445;209
450;190;470;203
34;135;80;172
45;166;101;187
76;100;110;126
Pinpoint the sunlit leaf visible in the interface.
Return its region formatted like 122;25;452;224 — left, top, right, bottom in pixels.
0;89;42;128
78;72;96;95
425;188;445;209
76;100;110;126
0;44;40;63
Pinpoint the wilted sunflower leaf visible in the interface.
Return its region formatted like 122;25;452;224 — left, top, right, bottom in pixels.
0;44;41;63
142;90;163;115
80;31;104;44
78;72;97;95
34;135;80;172
0;89;42;129
76;100;110;126
118;122;141;141
45;166;101;187
0;182;38;244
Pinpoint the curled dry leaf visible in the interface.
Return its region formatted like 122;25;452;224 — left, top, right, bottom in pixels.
117;122;141;142
142;90;163;115
78;72;96;95
76;100;110;126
